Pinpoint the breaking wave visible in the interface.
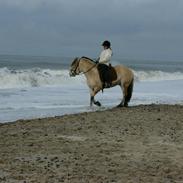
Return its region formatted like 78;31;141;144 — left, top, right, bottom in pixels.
0;67;183;89
134;70;183;82
0;67;84;89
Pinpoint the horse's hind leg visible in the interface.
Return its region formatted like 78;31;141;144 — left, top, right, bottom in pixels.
117;85;124;107
123;84;130;107
117;84;128;107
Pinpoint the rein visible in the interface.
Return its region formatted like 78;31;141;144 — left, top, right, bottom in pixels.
77;57;97;75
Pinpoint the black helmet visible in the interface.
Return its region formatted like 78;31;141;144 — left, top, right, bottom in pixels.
102;40;111;48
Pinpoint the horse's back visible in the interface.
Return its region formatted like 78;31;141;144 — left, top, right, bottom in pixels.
114;65;134;82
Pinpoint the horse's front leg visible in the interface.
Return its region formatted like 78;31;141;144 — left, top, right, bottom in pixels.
90;88;101;107
90;96;94;106
90;96;101;107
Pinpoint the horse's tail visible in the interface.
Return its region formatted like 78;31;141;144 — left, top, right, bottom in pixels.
125;78;134;103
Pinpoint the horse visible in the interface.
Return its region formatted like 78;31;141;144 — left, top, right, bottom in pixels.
69;57;134;107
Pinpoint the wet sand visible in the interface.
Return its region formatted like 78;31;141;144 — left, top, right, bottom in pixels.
0;104;183;183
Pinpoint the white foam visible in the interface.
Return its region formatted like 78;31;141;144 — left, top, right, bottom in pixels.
0;67;85;89
0;79;183;123
134;70;183;82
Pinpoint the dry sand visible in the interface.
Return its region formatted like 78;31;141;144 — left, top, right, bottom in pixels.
0;104;183;183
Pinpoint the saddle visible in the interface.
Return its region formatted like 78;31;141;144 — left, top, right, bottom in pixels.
97;63;117;89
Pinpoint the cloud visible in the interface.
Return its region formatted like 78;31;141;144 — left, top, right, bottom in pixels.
0;0;183;60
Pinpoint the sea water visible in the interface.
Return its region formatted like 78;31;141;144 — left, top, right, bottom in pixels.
0;55;183;123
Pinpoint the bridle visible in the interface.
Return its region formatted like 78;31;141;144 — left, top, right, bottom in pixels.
71;57;97;76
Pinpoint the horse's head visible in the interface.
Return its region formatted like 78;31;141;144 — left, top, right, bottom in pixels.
69;57;80;77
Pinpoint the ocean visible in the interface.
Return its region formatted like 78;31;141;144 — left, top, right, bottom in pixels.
0;55;183;123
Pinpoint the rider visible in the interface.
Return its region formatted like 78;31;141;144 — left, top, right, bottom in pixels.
96;40;113;88
98;40;112;65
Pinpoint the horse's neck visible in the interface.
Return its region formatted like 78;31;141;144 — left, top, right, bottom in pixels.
80;59;95;72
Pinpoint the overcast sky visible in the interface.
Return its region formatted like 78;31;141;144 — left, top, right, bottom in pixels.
0;0;183;61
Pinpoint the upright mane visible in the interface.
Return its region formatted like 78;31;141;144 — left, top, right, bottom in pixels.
81;56;96;64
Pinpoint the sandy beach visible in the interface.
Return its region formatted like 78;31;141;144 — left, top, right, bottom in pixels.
0;104;183;183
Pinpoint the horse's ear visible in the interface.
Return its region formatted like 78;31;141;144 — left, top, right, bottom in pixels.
72;57;79;66
74;57;79;62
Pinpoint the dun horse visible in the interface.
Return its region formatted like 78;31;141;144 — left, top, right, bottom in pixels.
69;57;134;107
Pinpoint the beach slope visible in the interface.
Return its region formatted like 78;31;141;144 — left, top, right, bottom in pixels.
0;104;183;183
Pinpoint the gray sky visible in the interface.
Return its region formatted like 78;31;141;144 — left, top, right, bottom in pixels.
0;0;183;61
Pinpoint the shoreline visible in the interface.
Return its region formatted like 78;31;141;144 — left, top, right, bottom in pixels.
1;103;183;125
0;104;183;182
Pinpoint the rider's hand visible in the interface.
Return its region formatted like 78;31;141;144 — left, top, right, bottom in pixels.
95;57;100;64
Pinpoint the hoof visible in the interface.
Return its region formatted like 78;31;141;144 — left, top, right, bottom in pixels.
94;101;101;107
117;103;124;108
124;102;128;107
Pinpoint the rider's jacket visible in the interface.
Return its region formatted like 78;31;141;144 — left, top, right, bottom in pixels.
99;48;112;65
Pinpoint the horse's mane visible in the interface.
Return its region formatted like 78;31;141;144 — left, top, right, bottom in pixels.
81;56;96;63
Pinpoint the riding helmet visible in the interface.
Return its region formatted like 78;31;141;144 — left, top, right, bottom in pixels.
102;40;111;48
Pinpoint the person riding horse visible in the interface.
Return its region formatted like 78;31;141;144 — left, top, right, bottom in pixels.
96;40;113;88
70;57;134;107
